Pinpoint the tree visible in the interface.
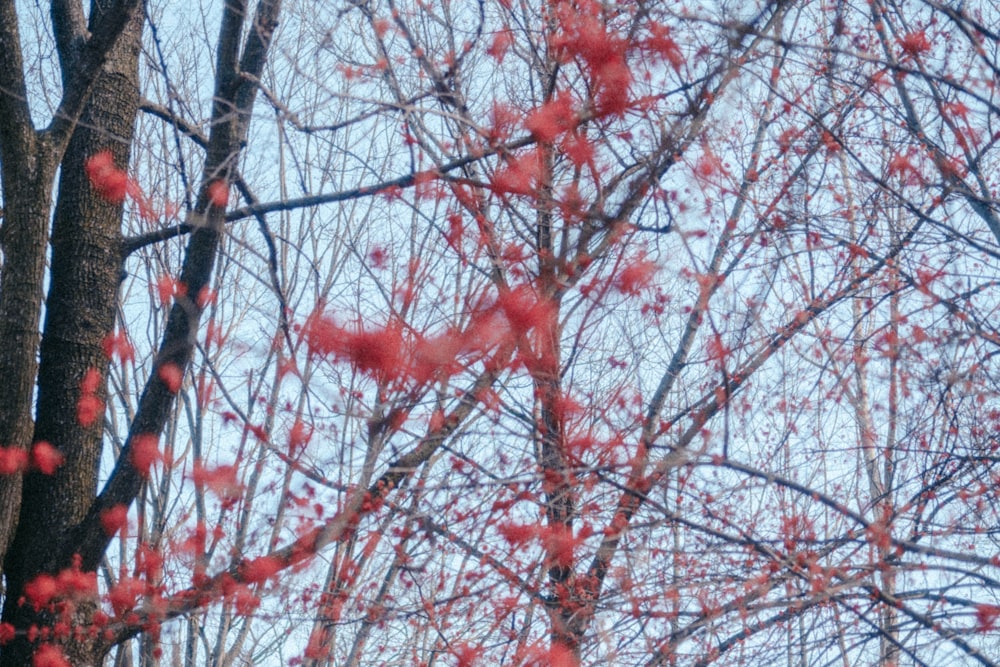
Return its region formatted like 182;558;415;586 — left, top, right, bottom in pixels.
0;0;280;663
1;0;1000;665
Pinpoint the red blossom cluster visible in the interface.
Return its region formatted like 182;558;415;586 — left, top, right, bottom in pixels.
99;505;129;537
76;369;104;428
899;29;932;56
154;274;186;306
157;362;184;393
31;644;70;667
491;149;546;196
302;283;556;388
206;180;229;207
84;151;159;220
0;551;171;662
101;330;135;364
613;253;659;295
976;604;1000;632
496;520;593;569
190;462;243;505
549;1;632;115
129;434;164;478
525;93;577;143
31;443;64;476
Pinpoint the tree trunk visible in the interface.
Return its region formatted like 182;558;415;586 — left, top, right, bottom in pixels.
0;175;53;569
1;1;279;662
0;5;143;665
0;0;52;574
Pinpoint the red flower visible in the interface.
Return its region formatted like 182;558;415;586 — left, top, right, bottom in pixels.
155;274;185;306
100;505;129;536
31;442;64;475
0;447;28;475
614;256;659;295
102;330;135;363
645;23;684;71
453;643;484;667
304;312;407;381
546;642;579;667
239;556;283;584
231;585;260;614
487;30;513;63
560;133;594;169
526;93;577;143
80;368;101;394
288;419;312;455
497;285;555;337
976;604;1000;632
84;151;128;203
539;524;584;569
32;644;70;667
76;368;105;427
207;180;229;207
158;363;183;393
593;57;632;116
55;566;96;597
191;463;243;501
490;150;544;196
107;576;145;616
899;30;931;56
368;246;389;269
76;395;104;428
497;521;536;546
24;574;59;609
130;434;162;478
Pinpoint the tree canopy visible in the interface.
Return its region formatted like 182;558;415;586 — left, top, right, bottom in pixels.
0;0;999;665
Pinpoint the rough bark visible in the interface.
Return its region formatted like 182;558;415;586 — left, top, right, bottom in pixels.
72;0;282;574
0;0;51;576
0;0;143;575
0;6;144;665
